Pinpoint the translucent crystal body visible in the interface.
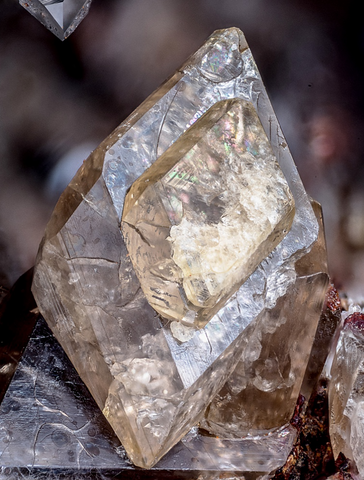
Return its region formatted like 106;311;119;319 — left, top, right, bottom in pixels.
301;283;342;399
202;201;329;437
0;318;297;478
32;28;319;468
329;311;364;477
19;0;92;40
122;99;295;328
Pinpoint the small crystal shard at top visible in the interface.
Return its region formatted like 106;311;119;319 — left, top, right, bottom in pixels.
19;0;92;40
122;99;295;329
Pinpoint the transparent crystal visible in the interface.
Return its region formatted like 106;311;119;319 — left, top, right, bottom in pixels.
122;99;295;329
301;282;342;400
0;316;297;477
19;0;92;40
201;200;329;437
329;310;364;477
32;28;319;468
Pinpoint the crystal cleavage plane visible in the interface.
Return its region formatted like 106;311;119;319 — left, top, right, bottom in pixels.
32;28;326;469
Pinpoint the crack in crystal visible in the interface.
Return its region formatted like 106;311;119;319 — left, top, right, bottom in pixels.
155;83;185;160
122;220;153;248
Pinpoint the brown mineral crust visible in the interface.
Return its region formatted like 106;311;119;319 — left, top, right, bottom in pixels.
325;454;357;479
289;393;305;431
327;471;354;480
344;312;364;333
330;453;358;480
325;285;341;313
272;378;335;480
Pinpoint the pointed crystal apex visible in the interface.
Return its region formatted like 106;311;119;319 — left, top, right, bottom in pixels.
19;0;92;40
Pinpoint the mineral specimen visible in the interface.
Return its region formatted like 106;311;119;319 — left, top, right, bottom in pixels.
19;0;92;40
272;378;336;480
122;99;295;328
202;200;329;437
329;309;364;477
32;28;320;468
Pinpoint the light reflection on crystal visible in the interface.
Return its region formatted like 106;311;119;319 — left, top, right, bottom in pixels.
200;37;244;83
19;0;92;40
122;99;295;329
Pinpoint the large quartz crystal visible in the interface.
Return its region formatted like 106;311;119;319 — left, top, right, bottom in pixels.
122;99;295;328
329;310;364;477
19;0;92;40
32;28;321;468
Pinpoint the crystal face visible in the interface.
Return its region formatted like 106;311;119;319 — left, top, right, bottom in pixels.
122;99;295;329
32;28;320;469
19;0;92;40
201;200;329;437
329;310;364;477
0;315;297;477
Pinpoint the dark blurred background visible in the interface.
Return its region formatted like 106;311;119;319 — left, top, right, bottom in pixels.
1;0;364;297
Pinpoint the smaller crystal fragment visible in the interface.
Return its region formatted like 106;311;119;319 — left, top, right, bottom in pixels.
301;283;342;398
19;0;92;40
122;99;295;329
329;309;364;477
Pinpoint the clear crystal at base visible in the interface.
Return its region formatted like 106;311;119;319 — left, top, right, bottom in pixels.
122;99;295;329
32;28;320;468
0;316;297;477
19;0;92;40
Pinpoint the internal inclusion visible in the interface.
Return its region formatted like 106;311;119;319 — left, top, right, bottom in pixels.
122;98;295;330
